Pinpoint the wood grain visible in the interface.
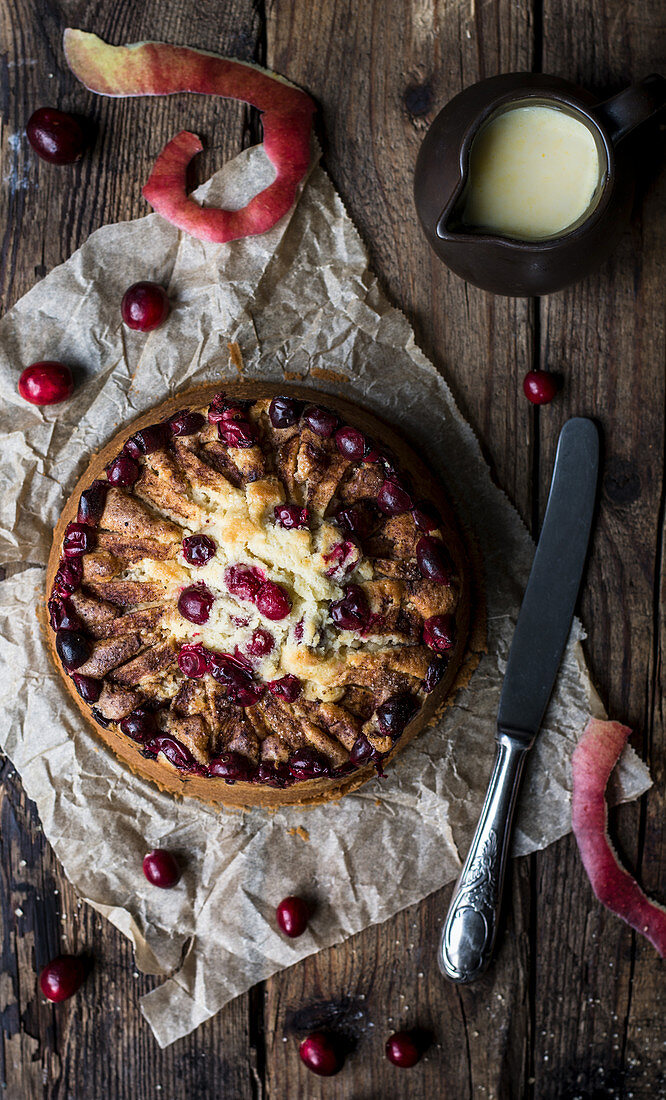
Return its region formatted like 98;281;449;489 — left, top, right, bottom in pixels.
1;0;665;1096
0;2;263;1097
265;0;535;1097
535;2;666;1095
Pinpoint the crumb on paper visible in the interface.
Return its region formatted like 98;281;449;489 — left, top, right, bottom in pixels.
227;342;244;375
286;825;310;842
310;367;349;384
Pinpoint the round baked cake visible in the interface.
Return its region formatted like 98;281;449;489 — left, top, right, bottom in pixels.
45;383;473;808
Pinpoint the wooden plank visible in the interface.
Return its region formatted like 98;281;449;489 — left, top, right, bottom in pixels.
265;0;536;1095
0;3;263;1096
536;2;666;1095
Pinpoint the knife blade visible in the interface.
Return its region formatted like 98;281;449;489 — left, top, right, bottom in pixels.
438;417;599;983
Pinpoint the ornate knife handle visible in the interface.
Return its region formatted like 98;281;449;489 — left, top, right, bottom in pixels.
438;731;530;983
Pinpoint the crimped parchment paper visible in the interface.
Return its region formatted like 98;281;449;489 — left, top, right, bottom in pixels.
0;144;651;1047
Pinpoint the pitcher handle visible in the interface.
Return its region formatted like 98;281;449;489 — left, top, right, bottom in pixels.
594;74;666;145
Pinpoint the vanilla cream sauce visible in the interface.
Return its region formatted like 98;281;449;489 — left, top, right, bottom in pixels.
462;105;601;240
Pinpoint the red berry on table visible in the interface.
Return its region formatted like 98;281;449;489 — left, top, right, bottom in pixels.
276;895;309;937
142;849;181;889
18;361;74;406
121;282;170;332
385;1030;422;1068
298;1032;341;1076
523;370;558;405
26;108;87;165
39;954;88;1002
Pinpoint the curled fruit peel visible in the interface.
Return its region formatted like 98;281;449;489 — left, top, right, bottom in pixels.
572;718;666;956
63;30;315;243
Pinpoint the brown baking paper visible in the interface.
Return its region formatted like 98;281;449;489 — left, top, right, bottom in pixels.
0;143;651;1047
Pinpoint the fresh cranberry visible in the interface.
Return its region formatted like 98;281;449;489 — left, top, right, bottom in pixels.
77;480;108;525
256;580;292;621
27;108;87;165
349;734;380;766
39;955;88;1002
299;1032;341;1076
385;1031;421;1068
336;503;376;540
274;504;309;530
120;708;157;743
121;282;170;332
48;596;82;632
53;558;82;596
145;735;204;773
178;584;214;624
412;505;438;533
378;479;412;515
218;418;257;448
182;534;216;566
269;675;302;702
106;453;140;489
293;620;304;643
288;748;329;780
523;370;558;405
423;614;456;652
254;762;291;788
247;629;274;657
55;629;91;670
416;536;451;584
268;396;303;429
63;522;96;558
168;410;205;436
424;657;448;693
124;424;169;457
376;693;419;740
334;426;366;460
18;361;74;406
363;442;381;463
142;849;181;888
276;895;309;937
71;673;101;704
303;405;338;437
177;643;209;678
225;564;264;602
208;751;254;781
330;585;370;632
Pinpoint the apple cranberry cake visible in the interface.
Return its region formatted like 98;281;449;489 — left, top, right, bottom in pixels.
46;384;472;807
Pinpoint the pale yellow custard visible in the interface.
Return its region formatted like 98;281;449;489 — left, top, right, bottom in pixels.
462;104;601;240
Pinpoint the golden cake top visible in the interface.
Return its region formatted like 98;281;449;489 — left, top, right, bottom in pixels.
48;390;464;790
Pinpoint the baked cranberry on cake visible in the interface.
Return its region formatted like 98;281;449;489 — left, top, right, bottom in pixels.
47;387;470;806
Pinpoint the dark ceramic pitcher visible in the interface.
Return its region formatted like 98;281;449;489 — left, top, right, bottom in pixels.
414;73;666;296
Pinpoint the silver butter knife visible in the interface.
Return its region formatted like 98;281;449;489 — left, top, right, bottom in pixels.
438;417;599;983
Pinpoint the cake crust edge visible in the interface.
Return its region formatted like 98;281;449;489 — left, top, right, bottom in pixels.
44;380;486;810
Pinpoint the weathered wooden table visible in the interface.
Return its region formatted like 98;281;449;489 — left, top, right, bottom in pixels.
1;2;664;1097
